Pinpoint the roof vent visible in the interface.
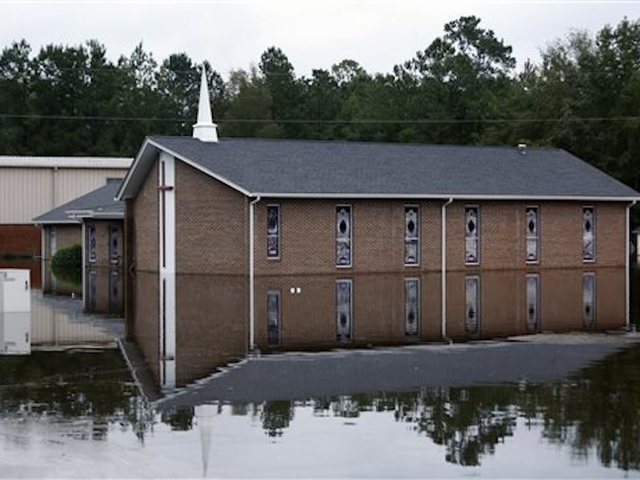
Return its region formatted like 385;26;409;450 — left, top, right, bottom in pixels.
517;143;527;155
192;66;219;143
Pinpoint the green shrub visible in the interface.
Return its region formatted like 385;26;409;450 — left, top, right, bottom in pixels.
51;244;82;285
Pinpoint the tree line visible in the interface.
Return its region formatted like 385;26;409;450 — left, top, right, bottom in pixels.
1;15;640;190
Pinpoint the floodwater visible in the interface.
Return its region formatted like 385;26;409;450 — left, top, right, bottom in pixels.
2;260;640;478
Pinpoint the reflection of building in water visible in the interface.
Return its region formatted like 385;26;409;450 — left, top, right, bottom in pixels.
253;269;625;348
114;67;640;389
83;266;123;316
139;267;626;387
30;292;117;347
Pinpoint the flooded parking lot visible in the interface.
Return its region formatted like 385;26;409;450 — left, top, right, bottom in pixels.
2;260;640;477
3;336;640;477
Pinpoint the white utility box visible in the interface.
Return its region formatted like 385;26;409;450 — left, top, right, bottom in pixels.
0;269;31;313
0;312;31;355
0;269;31;355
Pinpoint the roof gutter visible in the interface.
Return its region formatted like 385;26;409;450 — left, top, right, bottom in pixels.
253;192;640;202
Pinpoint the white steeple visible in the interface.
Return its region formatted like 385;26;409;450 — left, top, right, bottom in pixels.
192;66;218;142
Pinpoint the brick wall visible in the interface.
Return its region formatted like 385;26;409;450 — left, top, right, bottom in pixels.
127;158;250;384
447;201;625;271
175;274;247;385
255;199;626;275
0;225;41;257
133;162;627;277
133;270;159;381
133;162;159;273
174;160;248;275
129;161;159;379
252;268;625;350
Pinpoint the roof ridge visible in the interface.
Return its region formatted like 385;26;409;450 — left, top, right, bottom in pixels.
150;135;564;152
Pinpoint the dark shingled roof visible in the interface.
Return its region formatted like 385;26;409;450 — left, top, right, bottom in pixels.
133;136;640;199
33;178;124;224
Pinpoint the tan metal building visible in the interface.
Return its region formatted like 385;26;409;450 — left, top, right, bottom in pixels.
0;156;132;256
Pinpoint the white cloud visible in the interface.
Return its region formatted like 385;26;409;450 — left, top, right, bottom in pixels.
0;0;639;77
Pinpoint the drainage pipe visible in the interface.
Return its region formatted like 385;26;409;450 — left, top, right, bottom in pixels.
441;197;454;343
249;196;261;351
626;200;637;329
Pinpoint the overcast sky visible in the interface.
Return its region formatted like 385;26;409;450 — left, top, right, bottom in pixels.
2;0;640;78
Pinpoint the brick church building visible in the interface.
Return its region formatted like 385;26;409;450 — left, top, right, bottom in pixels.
116;69;640;388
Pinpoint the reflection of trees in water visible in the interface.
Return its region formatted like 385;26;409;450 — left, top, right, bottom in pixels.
309;388;518;467
260;400;295;437
533;346;640;471
398;387;518;466
162;406;195;431
0;350;154;442
259;346;640;471
6;346;639;470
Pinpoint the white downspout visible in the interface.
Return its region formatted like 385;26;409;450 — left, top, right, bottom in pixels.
442;197;454;342
626;200;636;330
249;196;261;352
40;225;46;290
81;222;86;310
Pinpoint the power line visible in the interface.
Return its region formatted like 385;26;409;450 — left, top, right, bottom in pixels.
0;113;639;124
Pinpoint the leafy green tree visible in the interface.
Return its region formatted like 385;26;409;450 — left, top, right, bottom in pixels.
396;15;516;144
0;40;31;153
222;67;280;138
259;47;305;137
299;69;342;139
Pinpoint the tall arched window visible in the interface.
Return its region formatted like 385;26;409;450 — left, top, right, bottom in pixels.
267;205;280;259
336;206;352;267
465;207;479;265
404;206;420;266
583;207;596;262
526;207;539;263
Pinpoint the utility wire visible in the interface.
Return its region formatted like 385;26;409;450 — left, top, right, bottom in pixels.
0;113;639;124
